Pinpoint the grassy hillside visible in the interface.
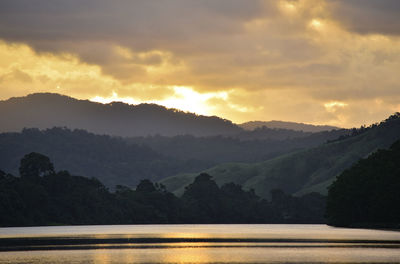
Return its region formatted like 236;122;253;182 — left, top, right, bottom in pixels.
161;113;400;198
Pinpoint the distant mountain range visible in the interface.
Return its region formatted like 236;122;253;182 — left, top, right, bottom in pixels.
0;93;337;137
0;93;241;137
161;113;400;198
0;93;350;190
240;121;339;133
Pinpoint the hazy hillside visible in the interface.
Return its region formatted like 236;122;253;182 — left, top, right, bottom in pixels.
128;129;349;164
161;113;400;198
240;120;339;132
0;128;210;188
0;93;241;137
0;127;348;190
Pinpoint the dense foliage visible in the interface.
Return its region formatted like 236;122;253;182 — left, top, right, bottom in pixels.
0;153;326;226
326;139;400;228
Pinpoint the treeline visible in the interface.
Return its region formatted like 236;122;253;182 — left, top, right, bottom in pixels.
0;153;326;226
326;139;400;228
327;112;400;144
0;127;211;188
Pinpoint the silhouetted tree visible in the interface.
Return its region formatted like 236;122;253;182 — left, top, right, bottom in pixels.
0;153;328;226
19;152;54;179
136;179;157;193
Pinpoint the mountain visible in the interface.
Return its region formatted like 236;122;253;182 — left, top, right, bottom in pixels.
0;128;210;188
161;113;400;198
240;120;339;133
0;93;241;137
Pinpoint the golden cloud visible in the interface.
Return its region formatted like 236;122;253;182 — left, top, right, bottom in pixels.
0;0;400;128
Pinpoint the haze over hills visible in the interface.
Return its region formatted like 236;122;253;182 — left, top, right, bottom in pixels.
0;126;348;189
128;129;349;165
161;113;400;198
1;92;399;211
240;121;339;133
0;93;340;138
0;92;350;190
0;127;210;188
0;93;241;137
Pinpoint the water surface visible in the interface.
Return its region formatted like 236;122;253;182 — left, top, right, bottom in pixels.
0;224;399;263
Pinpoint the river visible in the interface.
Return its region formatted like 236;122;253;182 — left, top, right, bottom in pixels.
0;224;399;263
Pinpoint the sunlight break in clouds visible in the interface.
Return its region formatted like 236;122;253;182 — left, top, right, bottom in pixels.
91;86;229;116
324;101;348;113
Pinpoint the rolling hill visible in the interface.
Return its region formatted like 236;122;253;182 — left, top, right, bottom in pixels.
0;93;241;137
161;113;400;198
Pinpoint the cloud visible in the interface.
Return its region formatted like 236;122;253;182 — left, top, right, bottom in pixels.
0;0;400;128
0;0;269;47
328;0;400;35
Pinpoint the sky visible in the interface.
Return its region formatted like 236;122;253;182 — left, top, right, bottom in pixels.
0;0;399;128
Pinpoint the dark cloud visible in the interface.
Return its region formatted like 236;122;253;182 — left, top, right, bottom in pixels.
0;0;269;48
329;0;400;35
0;0;273;83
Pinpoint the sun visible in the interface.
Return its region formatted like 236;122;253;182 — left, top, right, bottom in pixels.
156;86;227;115
90;86;229;116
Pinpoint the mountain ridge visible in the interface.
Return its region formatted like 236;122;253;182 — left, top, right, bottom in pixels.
0;93;241;137
240;120;339;132
1;93;340;137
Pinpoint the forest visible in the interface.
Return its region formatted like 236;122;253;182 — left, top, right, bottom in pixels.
326;139;400;228
0;152;326;226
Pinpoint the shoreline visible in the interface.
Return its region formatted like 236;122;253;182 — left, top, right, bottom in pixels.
2;237;400;252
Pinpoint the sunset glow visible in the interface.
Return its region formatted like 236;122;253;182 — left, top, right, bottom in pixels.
1;0;400;127
91;86;229;116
